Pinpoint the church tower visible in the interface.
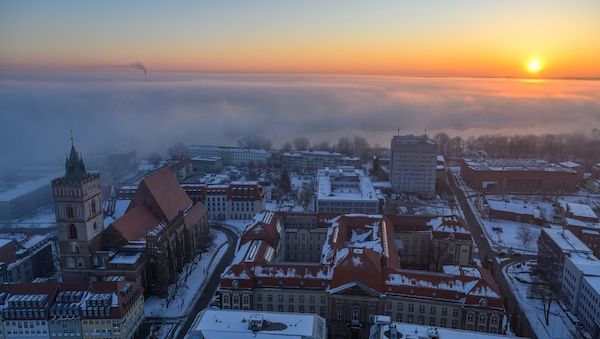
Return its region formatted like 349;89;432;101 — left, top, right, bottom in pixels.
52;138;105;282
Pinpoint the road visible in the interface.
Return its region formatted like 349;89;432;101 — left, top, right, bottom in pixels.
448;172;537;337
176;224;238;338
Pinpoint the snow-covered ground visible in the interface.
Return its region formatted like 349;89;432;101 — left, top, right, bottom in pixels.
481;219;542;253
144;229;229;319
503;260;581;339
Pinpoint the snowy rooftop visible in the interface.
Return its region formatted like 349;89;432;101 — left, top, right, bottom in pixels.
566;253;600;277
487;199;541;218
542;227;592;254
562;201;598;220
317;167;377;202
187;309;325;339
391;135;436;145
189;144;269;154
370;316;522;339
464;158;575;173
109;251;142;265
559;161;581;169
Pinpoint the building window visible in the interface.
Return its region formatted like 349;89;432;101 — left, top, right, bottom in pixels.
408;304;414;312
467;312;475;322
336;310;343;320
419;305;425;313
69;224;77;239
351;307;360;322
91;200;97;214
67;205;74;218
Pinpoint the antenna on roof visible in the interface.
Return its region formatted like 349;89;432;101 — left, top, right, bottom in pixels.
397;128;400;136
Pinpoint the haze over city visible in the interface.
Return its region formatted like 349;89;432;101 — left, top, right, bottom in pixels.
1;2;600;339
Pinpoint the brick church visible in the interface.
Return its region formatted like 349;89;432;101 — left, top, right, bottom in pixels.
52;142;209;295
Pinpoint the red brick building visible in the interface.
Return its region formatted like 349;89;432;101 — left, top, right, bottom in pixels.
461;158;580;193
219;212;504;339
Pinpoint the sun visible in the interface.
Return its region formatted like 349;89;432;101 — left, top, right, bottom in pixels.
526;58;544;74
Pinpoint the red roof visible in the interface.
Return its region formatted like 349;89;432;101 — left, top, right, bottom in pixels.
184;201;207;226
111;204;161;241
131;168;192;222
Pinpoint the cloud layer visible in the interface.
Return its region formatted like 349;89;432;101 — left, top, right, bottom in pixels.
1;70;599;171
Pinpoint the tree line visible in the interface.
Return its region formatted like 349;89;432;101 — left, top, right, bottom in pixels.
434;129;600;164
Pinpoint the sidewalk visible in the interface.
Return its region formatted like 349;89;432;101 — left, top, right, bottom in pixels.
144;229;229;319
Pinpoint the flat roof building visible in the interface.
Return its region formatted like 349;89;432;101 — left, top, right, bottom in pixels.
188;145;269;166
461;158;580;193
185;309;327;339
316;167;381;214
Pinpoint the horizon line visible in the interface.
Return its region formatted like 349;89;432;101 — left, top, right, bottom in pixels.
1;65;599;82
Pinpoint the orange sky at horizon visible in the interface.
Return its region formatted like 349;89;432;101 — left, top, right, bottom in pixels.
1;1;599;78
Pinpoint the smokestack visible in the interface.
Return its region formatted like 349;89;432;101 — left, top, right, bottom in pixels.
130;61;148;81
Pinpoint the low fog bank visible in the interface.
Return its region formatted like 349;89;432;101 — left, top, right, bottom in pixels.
1;70;599;174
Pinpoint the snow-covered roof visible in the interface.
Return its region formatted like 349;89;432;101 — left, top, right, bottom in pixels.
187;309;325;339
316;167;378;202
463;158;575;173
564;202;598;220
559;161;581;169
370;317;524;339
542;227;592;254
487;199;540;218
109;251;142;265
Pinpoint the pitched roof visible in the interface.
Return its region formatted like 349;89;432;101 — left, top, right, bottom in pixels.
131;168;192;222
111;204;161;241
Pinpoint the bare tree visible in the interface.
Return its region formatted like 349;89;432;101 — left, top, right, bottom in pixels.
281;142;293;152
516;226;535;250
529;276;555;325
336;137;353;155
312;140;331;151
148;152;162;167
237;135;273;150
292;137;310;151
167;142;189;159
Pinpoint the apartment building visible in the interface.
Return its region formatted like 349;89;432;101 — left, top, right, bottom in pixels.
390;135;437;196
538;227;593;288
0;281;143;339
188;145;269;166
282;151;360;174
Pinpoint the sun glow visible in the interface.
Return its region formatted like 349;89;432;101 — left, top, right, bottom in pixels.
526;58;544;74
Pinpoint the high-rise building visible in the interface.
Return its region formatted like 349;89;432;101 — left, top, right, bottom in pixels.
390;135;437;196
51;141;105;282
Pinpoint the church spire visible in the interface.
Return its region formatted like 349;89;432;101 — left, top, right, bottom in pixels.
64;133;87;181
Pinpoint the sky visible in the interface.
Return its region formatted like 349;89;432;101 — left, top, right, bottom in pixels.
1;1;599;77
